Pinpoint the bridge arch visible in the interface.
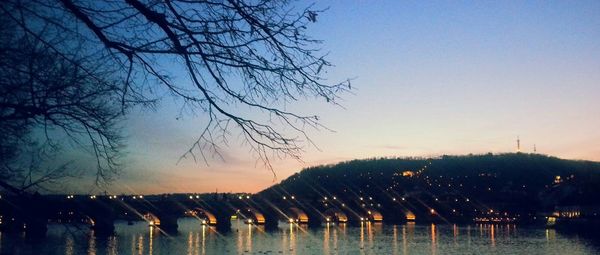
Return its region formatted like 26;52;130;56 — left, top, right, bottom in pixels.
143;213;161;226
186;208;218;225
365;209;383;222
240;208;265;224
405;211;416;221
288;207;309;224
323;208;348;223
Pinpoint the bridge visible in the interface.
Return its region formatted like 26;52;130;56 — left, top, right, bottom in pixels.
0;191;503;237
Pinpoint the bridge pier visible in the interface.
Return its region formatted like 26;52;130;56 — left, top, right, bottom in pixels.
305;208;323;228
152;199;180;233
340;207;363;226
91;217;115;236
263;212;279;231
381;209;406;224
23;194;49;237
215;214;231;233
24;217;48;238
83;198;116;236
156;214;178;233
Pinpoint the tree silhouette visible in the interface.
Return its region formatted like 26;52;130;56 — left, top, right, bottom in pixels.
0;16;124;191
0;0;349;186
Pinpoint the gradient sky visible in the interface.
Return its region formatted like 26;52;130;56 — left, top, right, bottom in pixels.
74;1;600;194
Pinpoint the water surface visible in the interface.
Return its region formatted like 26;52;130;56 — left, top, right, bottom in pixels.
1;218;598;254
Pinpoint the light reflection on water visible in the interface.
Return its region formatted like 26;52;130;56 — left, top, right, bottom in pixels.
0;218;598;255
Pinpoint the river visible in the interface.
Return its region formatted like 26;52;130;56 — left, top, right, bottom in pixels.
1;218;598;254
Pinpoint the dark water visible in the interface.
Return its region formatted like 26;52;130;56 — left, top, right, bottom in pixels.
1;218;598;254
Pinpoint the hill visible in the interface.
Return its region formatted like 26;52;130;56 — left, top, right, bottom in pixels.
258;153;600;222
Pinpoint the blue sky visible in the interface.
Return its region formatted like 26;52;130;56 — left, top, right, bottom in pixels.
75;1;600;194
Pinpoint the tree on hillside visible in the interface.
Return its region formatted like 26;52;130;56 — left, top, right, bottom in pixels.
0;0;349;189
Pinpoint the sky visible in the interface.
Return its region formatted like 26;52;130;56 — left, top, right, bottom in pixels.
75;1;600;194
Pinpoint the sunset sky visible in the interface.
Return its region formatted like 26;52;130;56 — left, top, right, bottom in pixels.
74;1;600;195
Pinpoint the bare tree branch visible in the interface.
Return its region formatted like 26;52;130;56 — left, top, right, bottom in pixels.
1;0;350;185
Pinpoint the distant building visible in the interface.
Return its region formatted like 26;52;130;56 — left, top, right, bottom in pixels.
555;205;600;218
